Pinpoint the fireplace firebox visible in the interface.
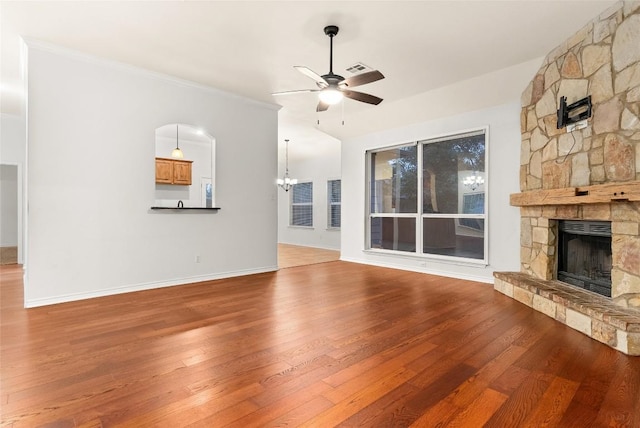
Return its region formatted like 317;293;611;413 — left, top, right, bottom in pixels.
557;220;612;297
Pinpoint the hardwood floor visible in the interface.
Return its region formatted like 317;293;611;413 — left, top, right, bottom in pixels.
2;262;640;427
278;243;340;269
0;247;17;265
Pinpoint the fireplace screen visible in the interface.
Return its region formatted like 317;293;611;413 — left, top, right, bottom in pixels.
557;220;612;297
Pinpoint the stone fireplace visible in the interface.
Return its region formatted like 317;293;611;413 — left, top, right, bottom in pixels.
493;1;640;355
557;220;612;297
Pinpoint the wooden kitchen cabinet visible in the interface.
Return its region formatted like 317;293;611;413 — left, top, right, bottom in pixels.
155;158;173;184
155;157;193;185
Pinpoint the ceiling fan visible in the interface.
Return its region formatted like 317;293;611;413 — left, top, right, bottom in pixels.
272;25;385;112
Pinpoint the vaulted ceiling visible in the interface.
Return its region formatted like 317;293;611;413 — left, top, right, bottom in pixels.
1;1;616;139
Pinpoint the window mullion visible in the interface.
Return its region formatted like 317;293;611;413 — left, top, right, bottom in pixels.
365;152;372;248
417;142;423;255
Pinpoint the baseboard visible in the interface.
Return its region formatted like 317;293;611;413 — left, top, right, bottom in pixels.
24;265;279;308
339;256;494;284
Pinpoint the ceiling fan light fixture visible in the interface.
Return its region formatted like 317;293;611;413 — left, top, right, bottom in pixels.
318;88;343;105
275;25;384;113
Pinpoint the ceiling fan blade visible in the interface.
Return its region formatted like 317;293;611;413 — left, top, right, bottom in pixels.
295;66;329;88
316;101;330;112
341;70;385;88
342;89;383;105
271;89;319;96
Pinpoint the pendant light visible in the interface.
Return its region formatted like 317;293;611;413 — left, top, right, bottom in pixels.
171;124;184;159
276;139;297;192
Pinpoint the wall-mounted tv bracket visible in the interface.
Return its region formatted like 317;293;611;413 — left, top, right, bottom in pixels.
557;95;592;129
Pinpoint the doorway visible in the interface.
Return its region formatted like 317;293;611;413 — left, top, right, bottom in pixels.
1;164;19;265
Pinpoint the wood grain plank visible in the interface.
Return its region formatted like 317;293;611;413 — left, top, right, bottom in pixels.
593;353;640;427
446;388;508;427
408;399;460;427
520;376;580;427
483;371;554;427
336;383;420;427
117;382;263;427
405;362;479;417
233;380;334;427
263;395;335;428
446;344;528;409
303;367;417;427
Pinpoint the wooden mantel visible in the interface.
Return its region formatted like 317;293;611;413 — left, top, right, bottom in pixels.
510;181;640;207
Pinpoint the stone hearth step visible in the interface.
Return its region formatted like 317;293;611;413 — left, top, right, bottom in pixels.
494;271;640;356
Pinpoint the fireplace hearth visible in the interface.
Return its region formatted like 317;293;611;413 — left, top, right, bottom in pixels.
557;220;612;297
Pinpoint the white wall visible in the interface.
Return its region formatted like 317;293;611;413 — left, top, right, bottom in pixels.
24;41;279;307
277;118;341;251
341;101;522;283
1;113;26;164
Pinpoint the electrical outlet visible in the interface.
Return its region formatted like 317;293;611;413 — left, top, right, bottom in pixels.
195;255;200;263
566;119;588;133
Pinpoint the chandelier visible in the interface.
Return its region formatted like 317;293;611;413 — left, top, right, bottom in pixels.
463;172;484;191
276;139;298;192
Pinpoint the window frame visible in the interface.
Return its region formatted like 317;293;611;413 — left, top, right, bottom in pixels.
366;142;419;254
327;178;341;230
290;181;313;228
365;127;489;265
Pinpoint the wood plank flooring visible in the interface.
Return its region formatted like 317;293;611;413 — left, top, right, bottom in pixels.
278;243;340;269
2;262;640;427
0;247;17;265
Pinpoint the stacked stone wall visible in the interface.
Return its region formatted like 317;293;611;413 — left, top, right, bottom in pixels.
520;2;640;192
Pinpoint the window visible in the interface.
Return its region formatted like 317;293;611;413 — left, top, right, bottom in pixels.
328;179;341;229
367;129;487;262
291;182;313;227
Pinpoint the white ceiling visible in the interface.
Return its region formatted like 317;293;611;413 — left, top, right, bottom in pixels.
1;1;617;140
